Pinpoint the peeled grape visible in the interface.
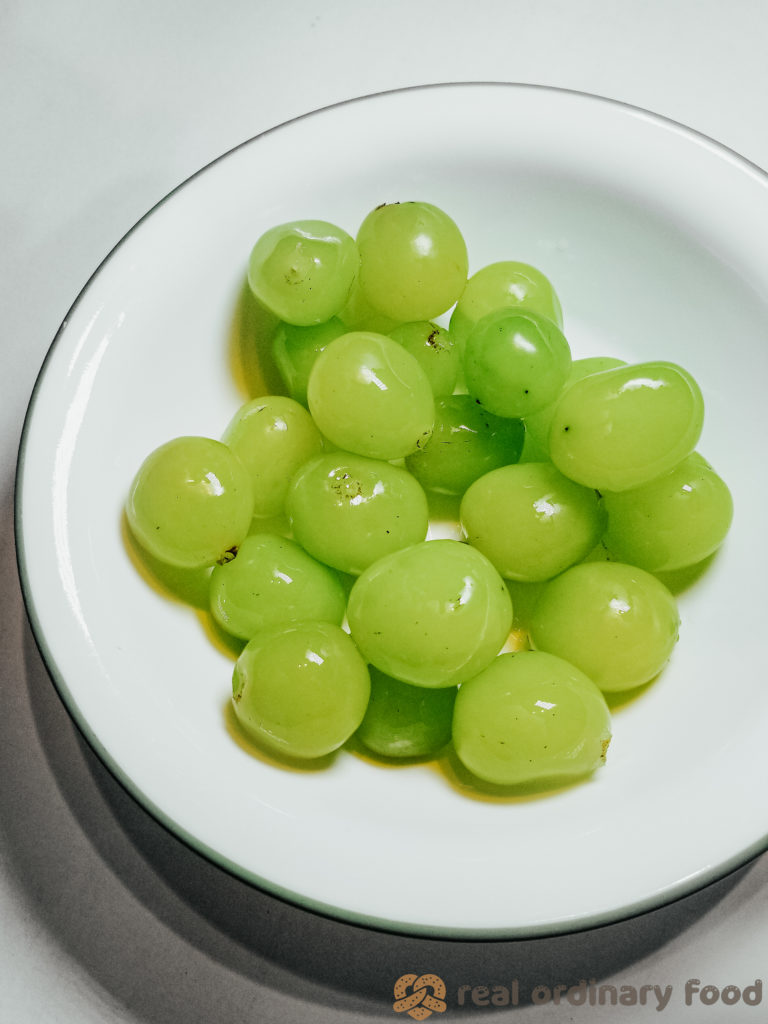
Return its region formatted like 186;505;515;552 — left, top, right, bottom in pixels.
126;436;254;569
388;321;459;397
272;317;347;406
356;201;468;321
405;394;524;495
347;539;513;688
307;331;434;460
247;219;359;326
450;260;563;347
452;651;611;787
464;308;572;418
209;533;346;640
548;361;704;491
602;452;733;572
355;667;457;759
460;462;606;581
232;621;370;759
286;451;429;575
529;561;680;693
222;395;323;518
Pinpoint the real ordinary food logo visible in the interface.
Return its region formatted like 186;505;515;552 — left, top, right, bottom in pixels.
392;975;764;1014
393;974;447;1019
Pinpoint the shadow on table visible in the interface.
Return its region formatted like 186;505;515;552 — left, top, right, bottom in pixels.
12;600;760;1022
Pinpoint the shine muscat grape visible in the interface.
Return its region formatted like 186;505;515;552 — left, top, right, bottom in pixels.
125;199;732;792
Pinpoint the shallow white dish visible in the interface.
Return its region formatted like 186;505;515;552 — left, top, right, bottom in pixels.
16;83;768;938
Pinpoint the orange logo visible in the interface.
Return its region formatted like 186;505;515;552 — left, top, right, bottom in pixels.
393;974;447;1019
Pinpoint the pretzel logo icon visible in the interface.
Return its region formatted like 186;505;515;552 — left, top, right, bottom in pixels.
393;974;447;1019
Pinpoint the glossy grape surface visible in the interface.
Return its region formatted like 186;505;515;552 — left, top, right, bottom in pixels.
464;308;572;418
522;356;627;460
307;331;435;459
347;539;513;688
388;321;459;397
209;533;346;640
126;436;254;569
449;260;563;347
339;278;404;334
222;395;323;518
530;561;680;692
460;462;606;581
452;650;611;787
548;361;704;491
356;201;468;321
602;452;734;572
247;219;359;326
232;621;370;759
286;451;429;575
356;667;457;759
405;394;524;495
272;317;348;406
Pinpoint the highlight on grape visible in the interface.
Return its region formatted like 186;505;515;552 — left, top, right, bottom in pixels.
124;199;733;795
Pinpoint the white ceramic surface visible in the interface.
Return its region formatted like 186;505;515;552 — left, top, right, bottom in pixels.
16;84;768;937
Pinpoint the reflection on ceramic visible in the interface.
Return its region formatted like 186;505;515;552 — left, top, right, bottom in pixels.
15;84;768;937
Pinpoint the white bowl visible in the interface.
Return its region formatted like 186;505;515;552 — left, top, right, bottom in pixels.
16;83;768;937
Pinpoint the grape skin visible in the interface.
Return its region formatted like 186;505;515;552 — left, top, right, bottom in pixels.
355;667;457;759
126;435;254;569
548;361;704;491
209;533;347;641
346;539;513;689
450;260;564;348
464;307;572;418
460;462;607;582
222;395;323;518
232;621;371;760
286;451;429;575
529;562;681;693
307;331;435;460
601;452;734;572
452;651;611;787
247;220;359;326
356;201;469;321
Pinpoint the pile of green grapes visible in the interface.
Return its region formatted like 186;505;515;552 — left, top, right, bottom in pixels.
125;201;733;792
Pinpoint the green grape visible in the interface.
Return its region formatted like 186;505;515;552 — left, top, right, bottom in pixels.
356;201;468;321
286;452;429;575
126;436;254;569
450;261;564;348
306;331;435;460
464;308;572;418
405;394;524;496
460;462;606;582
355;667;457;758
339;278;404;334
452;651;611;787
522;356;627;460
247;219;359;326
209;532;346;640
232;621;370;759
529;561;680;693
346;539;513;688
548;361;704;491
602;452;733;572
222;395;323;518
272;317;347;406
388;321;459;397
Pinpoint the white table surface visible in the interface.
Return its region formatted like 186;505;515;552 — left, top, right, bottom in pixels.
3;2;766;1021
